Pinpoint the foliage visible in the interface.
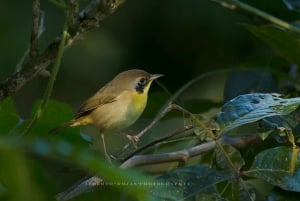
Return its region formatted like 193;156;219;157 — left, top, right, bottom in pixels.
2;0;300;201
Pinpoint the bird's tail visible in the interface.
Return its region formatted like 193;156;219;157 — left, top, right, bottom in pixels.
49;120;76;134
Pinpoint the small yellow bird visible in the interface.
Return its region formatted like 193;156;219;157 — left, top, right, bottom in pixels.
50;69;163;160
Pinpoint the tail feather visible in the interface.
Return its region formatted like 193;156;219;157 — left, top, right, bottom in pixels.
49;120;76;134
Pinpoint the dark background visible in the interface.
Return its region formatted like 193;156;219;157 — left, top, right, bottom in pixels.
0;0;298;117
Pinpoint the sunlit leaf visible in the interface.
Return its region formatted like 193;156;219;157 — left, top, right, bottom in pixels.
0;98;21;135
245;146;300;192
217;93;300;134
150;166;226;200
244;24;300;65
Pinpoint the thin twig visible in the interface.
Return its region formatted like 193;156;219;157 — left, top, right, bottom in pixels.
120;141;216;168
121;125;194;162
211;0;300;35
120;102;174;151
171;104;215;138
29;0;40;59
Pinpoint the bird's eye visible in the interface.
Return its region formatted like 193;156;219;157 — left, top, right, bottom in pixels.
138;78;147;86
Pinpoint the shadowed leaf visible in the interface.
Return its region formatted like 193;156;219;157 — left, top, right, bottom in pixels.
150;166;226;200
217;93;300;134
244;24;300;65
0;98;21;135
245;146;300;192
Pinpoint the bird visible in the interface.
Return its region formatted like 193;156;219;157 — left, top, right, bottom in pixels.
50;69;163;161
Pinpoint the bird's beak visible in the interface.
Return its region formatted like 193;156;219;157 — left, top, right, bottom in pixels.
150;74;164;81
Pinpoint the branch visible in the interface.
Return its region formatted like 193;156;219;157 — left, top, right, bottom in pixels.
211;0;300;35
29;0;40;59
56;176;103;201
120;125;194;162
0;0;126;101
56;134;261;201
120;140;216;168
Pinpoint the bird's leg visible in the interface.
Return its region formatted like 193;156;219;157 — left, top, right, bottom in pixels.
126;135;139;149
100;133;112;163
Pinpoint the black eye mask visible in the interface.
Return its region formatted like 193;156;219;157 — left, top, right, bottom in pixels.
135;77;149;94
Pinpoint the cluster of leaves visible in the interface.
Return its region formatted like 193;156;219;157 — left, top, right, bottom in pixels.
152;93;300;201
2;93;300;201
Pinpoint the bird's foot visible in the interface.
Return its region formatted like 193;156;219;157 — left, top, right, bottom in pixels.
126;135;139;149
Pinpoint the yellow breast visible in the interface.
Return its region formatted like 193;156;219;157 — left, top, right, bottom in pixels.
131;90;148;113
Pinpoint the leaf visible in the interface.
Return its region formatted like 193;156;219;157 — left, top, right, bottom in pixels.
244;24;300;65
150;166;226;200
26;99;90;147
215;142;245;180
0;98;21;135
0;138;53;201
217;93;300;134
245;146;300;192
215;143;245;171
30;138;150;201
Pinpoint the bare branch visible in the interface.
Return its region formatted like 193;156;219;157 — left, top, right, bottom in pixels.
0;0;126;101
56;176;103;201
120;125;194;162
30;0;40;59
121;141;216;168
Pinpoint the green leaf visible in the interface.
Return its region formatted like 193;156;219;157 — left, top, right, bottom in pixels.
217;93;300;134
0;138;53;201
151;166;226;200
30;138;150;201
0;98;21;135
215;142;245;180
245;146;300;192
27;99;90;147
244;24;300;65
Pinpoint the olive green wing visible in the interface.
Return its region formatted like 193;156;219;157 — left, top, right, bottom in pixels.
74;83;120;119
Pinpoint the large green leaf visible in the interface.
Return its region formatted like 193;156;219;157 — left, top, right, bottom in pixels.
150;166;226;200
245;146;300;192
244;24;300;65
23;99;90;147
217;93;300;134
0;98;21;136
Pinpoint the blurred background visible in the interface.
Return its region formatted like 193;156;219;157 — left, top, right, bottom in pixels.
0;0;299;117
